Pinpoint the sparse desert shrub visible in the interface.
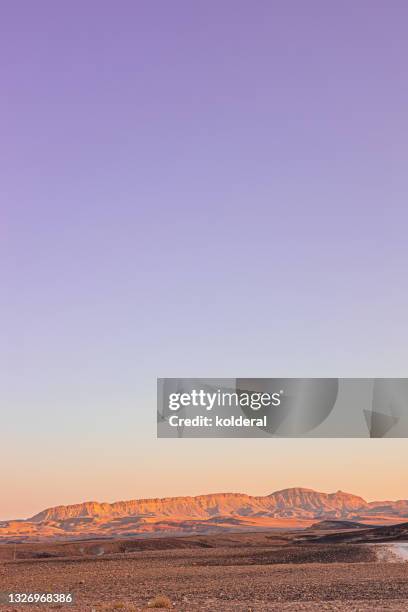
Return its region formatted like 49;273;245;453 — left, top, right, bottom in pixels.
147;595;172;608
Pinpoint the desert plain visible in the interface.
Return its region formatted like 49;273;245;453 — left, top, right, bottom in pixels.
3;488;408;610
2;525;408;611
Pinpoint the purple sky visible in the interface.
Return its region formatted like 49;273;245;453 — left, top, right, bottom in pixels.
2;1;408;519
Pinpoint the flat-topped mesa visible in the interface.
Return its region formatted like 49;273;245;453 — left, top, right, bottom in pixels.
30;488;370;523
29;493;258;523
31;501;116;522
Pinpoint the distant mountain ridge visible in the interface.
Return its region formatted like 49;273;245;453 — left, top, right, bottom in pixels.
30;487;408;523
2;487;408;543
30;488;370;522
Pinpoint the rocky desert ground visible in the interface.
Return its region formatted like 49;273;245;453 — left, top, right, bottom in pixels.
1;527;408;611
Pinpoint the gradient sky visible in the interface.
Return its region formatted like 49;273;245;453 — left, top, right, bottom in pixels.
2;1;408;520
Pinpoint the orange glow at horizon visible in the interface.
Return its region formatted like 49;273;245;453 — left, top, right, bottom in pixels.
1;438;407;520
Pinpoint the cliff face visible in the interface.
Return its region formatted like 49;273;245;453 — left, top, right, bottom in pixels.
0;487;403;542
30;487;399;523
266;488;367;515
30;493;261;522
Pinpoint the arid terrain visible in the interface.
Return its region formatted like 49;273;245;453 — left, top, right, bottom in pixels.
2;489;408;610
1;523;408;611
3;488;408;543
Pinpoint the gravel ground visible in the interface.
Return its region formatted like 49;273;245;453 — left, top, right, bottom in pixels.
1;544;408;611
